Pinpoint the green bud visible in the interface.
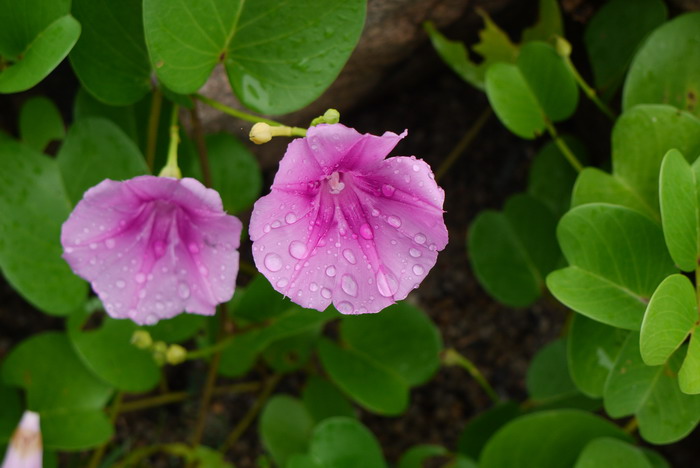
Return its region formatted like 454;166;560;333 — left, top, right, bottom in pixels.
131;330;153;349
152;341;168;366
322;108;340;124
555;36;572;57
166;344;188;365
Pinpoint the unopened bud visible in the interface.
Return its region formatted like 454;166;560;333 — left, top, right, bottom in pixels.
250;122;272;144
152;341;168;365
166;344;188;365
555;36;572;57
131;330;153;349
322;108;340;124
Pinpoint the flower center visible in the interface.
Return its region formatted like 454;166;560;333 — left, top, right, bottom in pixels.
327;171;345;194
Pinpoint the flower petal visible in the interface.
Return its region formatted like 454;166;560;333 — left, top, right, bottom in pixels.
1;411;42;468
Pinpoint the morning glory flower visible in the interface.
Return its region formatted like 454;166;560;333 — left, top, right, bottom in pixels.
250;123;448;314
61;176;242;325
1;411;42;468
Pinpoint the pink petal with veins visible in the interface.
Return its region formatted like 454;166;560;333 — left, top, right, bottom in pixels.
61;176;242;325
1;411;42;468
250;124;447;314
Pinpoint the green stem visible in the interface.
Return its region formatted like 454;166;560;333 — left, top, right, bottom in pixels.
219;373;282;453
186;335;236;360
623;417;639;434
146;88;163;172
193;93;281;126
442;348;499;403
435;108;492;182
563;55;616;121
544;120;584;173
113;443;192;468
87;392;123;468
189;102;213;187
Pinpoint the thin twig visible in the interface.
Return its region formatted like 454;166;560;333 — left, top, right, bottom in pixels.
544;120;584;173
189;102;213;188
442;348;499;403
146;88;163;172
192;94;281;126
435;108;492;182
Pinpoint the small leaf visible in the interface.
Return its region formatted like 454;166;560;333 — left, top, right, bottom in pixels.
521;0;563;43
19;96;65;152
308;417;387;468
424;22;482;90
468;194;560;307
679;327;700;394
623;12;700;117
640;274;696;366
42;409;113;451
458;401;520;459
259;395;313;467
659;149;698;271
471;9;518;68
573;437;653;468
398;444;448;468
547;204;675;330
302;375;356;423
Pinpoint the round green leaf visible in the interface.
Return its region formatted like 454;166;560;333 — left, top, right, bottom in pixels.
568;314;628;398
260;395;314;467
263;327;320;373
584;0;667;100
232;274;290;322
659;149;698;271
574;437;652;468
398;444;448;468
485;62;545;139
604;334;700;443
640;274;696;366
624;12;700;117
469;194;560;307
547;204;676;330
145;313;206;343
19;96;65;152
457;401;520;460
308;417;386;468
516;41;578;121
70;0;151;105
679;327;700;394
2;332;113;412
0;141;87;315
302;376;356;423
479;410;631;468
57;117;148;205
42;410;113;451
0;15;81;93
67;310;160;392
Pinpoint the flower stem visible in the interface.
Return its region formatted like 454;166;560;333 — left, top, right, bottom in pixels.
192;93;281;126
219;373;282;454
544;120;584;173
189;102;213;187
146;88;163;172
87;392;123;468
113;443;192;468
563;55;616;121
442;348;499;403
118;382;261;413
435;108;492;182
623;417;639;434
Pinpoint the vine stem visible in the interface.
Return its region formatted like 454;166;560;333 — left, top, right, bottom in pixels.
623;417;639;434
146;88;163;172
192;93;281;126
563;55;616;121
118;382;261;413
442;348;499;403
189;102;213;188
544;120;584;173
113;443;192;468
219;373;282;454
435;108;492;182
87;392;123;468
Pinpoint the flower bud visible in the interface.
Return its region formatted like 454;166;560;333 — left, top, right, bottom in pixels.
131;330;153;349
322;108;340;124
152;340;168;365
250;122;272;144
166;344;187;365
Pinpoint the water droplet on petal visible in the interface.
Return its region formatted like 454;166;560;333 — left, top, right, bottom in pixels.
336;301;353;314
325;265;336;277
155;301;164;311
412;164;420;172
376;268;399;297
199;266;209;276
414;233;427;244
271;220;281;228
309;282;319;292
263;224;271;233
387;215;402;228
89;243;98;250
264;253;283;272
359;223;374;240
381;184;396;197
135;273;146;284
341;274;358;297
138;290;146;299
321;288;332;299
116;280;126;289
289;241;307;259
412;264;425;275
371;209;380;217
285;212;297;224
409;248;421;258
277;278;289;288
105;238;116;249
342;249;357;264
144;314;158;325
178;283;190;299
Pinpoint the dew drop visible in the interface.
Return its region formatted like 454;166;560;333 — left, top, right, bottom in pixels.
376;268;399;297
414;233;427;244
371;208;380;217
289;241;307;259
277;278;289;288
135;273;146;284
89;258;97;265
342;249;357;264
199;266;209;276
89;243;98;250
138;289;146;299
263;224;271;233
264;253;283;272
321;288;332;299
336;301;353;314
116;280;126;289
357;306;368;314
271;220;282;228
359;223;374;240
412;164;420;172
412;264;425;275
65;247;74;254
409;248;421;258
341;274;358;297
178;283;190;299
387;215;402;228
309;282;319;292
105;238;116;249
325;265;337;277
155;301;164;311
144;314;158;325
285;212;297;224
381;184;395;197
154;241;166;256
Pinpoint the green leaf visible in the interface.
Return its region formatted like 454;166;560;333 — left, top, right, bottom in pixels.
287;454;323;468
0;15;81;93
458;401;520;459
191;446;234;468
69;0;151;105
307;417;386;468
527;136;585;216
679;327;700;394
640;274;696;366
19;96;65;152
73;88;141;145
233;274;290;322
42;410;113;451
143;0;366;115
57;117;148;205
145;313;206;343
547;204;675;330
659;149;698;271
0;381;22;443
0;0;70;57
567;314;628;398
479;410;632;468
624;12;700;117
263;327;320;373
67;310;160;392
604;334;700;443
516;41;578;122
260;395;314;467
2;332;113;412
424;22;482;90
521;0;563;43
584;0;667;100
469;194;561;307
398;444;448;468
485;63;545;139
471;9;519;69
302;376;356;423
0;141;87;315
185;133;261;214
573;437;652;468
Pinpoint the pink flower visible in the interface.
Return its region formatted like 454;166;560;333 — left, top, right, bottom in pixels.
250;124;448;314
1;411;42;468
61;176;242;325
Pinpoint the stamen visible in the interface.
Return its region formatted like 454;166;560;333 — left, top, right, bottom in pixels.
327;171;345;194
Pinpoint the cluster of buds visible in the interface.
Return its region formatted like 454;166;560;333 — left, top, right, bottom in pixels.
131;330;187;366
